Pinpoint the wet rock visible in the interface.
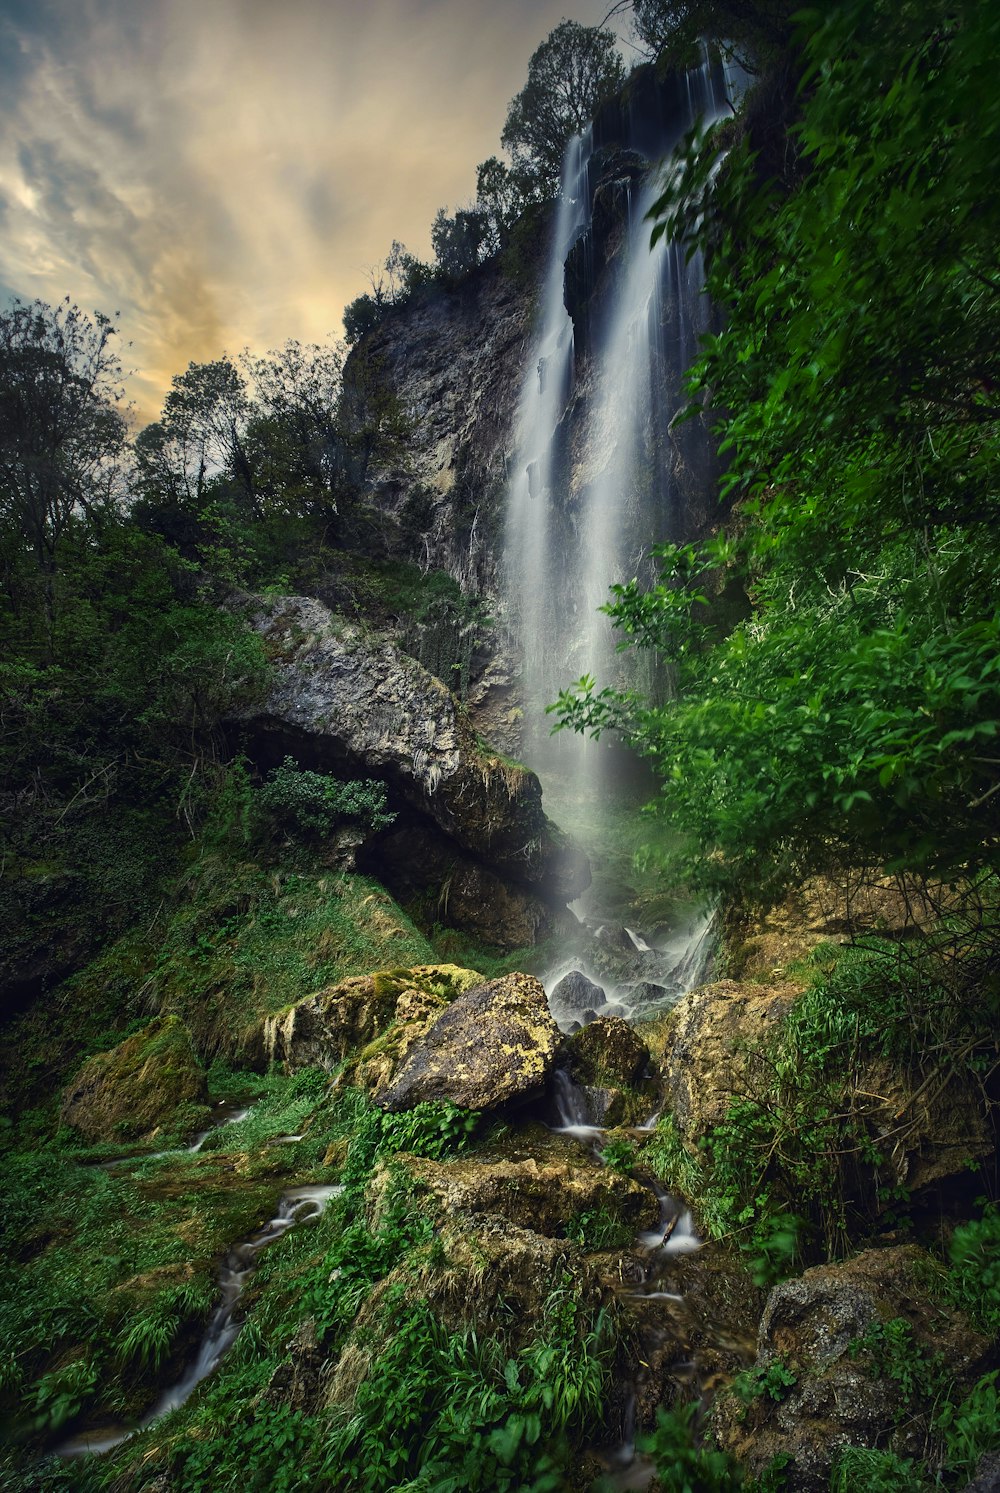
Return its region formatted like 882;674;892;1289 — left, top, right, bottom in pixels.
595;922;637;953
582;1085;648;1127
550;969;606;1011
713;1245;992;1490
234;593;589;903
626;980;680;1010
377;972;559;1113
597;1001;629;1020
567;1016;650;1088
370;820;572;949
376;1153;658;1240
263;964;483;1072
60;1015;209;1144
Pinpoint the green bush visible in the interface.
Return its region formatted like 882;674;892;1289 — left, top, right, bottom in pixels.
259;756;395;837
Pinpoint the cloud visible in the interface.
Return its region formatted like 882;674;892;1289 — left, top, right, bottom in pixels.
0;0;624;421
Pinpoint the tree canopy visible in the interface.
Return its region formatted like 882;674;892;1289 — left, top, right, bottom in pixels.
501;19;626;193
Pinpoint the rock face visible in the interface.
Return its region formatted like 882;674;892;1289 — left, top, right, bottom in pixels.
370;821;574;951
713;1245;991;1490
663;978;803;1139
344;259;538;596
60;1015;209;1143
377;972;560;1113
235;593;589;918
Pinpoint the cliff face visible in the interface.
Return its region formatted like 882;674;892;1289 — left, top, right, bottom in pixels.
344;259;539;597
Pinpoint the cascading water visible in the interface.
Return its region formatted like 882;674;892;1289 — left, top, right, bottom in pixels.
505;54;736;792
504;52;741;997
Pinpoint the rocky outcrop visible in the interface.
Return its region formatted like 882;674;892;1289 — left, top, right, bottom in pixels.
344;259;538;595
382;1153;658;1240
377;972;559;1113
661;974;992;1202
713;1246;992;1490
60;1015;209;1143
662;978;803;1139
234;593;589;921
263;964;482;1073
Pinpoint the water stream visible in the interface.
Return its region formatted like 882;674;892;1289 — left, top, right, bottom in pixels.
60;1109;341;1459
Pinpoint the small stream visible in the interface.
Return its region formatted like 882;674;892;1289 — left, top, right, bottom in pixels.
60;1106;341;1459
550;1060;703;1488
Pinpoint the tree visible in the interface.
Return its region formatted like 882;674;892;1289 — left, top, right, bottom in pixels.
475;156;543;250
631;0;796;68
501;20;626;193
241;338;345;515
431;206;491;278
0;298;127;633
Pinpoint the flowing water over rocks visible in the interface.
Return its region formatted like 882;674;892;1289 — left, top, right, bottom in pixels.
58;1104;342;1461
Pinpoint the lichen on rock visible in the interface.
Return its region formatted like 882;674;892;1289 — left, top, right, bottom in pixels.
376;971;559;1113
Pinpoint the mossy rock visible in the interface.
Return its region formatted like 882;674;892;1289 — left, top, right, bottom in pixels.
263;963;484;1073
60;1015;209;1143
376;972;559;1113
565;1016;650;1088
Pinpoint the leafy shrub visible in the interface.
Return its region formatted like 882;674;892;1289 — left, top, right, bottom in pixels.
639;1403;742;1492
259;757;395;837
948;1206;1000;1335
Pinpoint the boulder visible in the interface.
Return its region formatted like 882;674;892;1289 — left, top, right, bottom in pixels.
550;969;606;1012
713;1245;992;1490
263;964;482;1072
625;980;681;1011
566;1017;650;1088
60;1015;209;1143
234;593;589;904
377;972;559;1113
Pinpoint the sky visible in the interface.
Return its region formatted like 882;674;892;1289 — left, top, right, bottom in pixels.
0;0;628;424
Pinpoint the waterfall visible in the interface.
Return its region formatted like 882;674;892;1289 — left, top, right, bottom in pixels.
503;55;739;817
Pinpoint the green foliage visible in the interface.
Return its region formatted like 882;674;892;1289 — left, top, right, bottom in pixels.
259;756;395;838
935;1370;1000;1480
378;1100;480;1161
639;1403;743;1492
851;1317;953;1420
501;20;626;193
600;1136;637;1174
565;1203;635;1252
830;1446;925;1493
556;0;1000;903
320;1285;614;1492
947;1205;1000;1337
733;1358;797;1407
139;862;434;1047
